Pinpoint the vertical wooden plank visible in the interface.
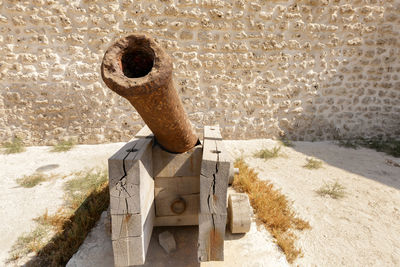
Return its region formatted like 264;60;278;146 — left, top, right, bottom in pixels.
112;203;155;266
198;139;231;215
108;138;152;215
198;213;227;261
142;202;155;258
138;142;154;218
108;127;155;266
203;125;222;140
111;213;141;240
198;126;231;262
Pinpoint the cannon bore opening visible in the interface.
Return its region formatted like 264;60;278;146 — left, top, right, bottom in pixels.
121;48;154;78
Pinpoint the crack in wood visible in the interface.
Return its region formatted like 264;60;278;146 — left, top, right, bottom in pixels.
116;142;139;213
207;140;219;230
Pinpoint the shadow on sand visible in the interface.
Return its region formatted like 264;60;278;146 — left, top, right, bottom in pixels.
291;141;400;190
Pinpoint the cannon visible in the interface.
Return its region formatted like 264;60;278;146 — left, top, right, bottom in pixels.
101;33;251;266
101;34;198;153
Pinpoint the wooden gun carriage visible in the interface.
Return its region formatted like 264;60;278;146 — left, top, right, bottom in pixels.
101;33;251;266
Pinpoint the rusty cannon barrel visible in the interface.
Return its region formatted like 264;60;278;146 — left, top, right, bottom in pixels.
101;33;199;153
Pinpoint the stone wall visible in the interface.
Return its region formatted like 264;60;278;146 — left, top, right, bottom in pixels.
1;0;399;145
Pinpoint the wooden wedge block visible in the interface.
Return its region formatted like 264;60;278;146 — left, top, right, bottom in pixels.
228;193;251;234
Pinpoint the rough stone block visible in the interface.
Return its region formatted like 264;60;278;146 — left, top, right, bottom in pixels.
158;231;176;254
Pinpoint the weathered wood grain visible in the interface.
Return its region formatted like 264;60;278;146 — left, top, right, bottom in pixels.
111;213;142;240
112;203;155;266
198;126;231;262
152;143;202;178
203;125;222;140
155;176;200;196
134;125;153;139
228;193;251;234
155;193;199;217
154;214;198;226
108;138;153;215
108;127;155;266
198;213;227;262
199;139;231;215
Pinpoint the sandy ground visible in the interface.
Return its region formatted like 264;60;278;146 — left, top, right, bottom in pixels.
225;140;400;267
1;140;400;266
67;212;288;267
0;143;124;265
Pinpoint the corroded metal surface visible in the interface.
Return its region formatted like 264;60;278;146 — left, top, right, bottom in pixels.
101;33;198;153
170;197;186;215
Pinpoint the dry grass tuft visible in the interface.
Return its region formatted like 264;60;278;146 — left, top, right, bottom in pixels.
316;181;346;199
16;173;48;188
16;173;64;188
8;169;109;266
254;145;282;160
233;159;310;263
303;158;323;169
6;225;50;264
2;137;26;154
64;170;108;209
34;208;70;232
51;139;75;152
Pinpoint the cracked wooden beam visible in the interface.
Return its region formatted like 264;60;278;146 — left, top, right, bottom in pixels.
198;126;231;262
108;127;155;266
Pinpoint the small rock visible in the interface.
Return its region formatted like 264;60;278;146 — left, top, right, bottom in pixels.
158;231;176;254
386;159;400;167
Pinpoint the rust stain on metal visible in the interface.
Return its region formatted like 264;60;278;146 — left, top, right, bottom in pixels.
170;197;187;214
101;33;198;153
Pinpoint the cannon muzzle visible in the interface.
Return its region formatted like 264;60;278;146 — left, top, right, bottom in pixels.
101;33;199;153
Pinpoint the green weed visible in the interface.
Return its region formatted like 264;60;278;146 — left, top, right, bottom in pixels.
8;169;109;266
254;146;282;160
316;181;346;199
16;174;48;188
51;140;75;152
2;137;25;154
303;158;323;169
